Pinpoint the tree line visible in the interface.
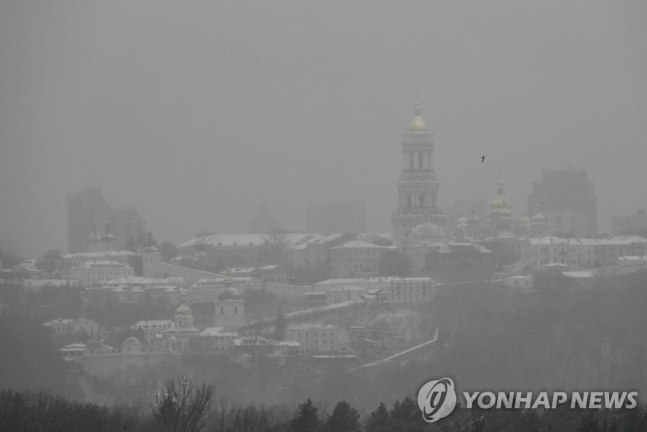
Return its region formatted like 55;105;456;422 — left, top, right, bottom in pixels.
2;379;647;432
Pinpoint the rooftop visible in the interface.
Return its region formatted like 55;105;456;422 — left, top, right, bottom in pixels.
332;240;395;249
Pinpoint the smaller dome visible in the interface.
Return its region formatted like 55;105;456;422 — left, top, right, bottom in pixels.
520;215;531;227
531;213;545;223
102;233;115;241
175;303;192;316
457;215;468;228
195;251;207;258
143;246;158;253
124;336;141;345
490;195;510;211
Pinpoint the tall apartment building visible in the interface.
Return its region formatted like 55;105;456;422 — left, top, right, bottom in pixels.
306;201;367;234
528;163;597;238
67;187;146;253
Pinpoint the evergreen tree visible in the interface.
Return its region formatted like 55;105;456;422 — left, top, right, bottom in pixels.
390;397;424;431
365;402;392;432
324;400;361;432
576;413;599;432
159;241;179;261
291;399;320;432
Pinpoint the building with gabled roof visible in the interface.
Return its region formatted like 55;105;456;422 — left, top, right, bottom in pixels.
330;241;396;277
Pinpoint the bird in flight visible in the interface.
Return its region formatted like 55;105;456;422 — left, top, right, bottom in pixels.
481;156;485;163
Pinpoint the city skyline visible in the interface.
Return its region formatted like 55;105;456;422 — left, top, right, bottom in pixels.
1;2;647;256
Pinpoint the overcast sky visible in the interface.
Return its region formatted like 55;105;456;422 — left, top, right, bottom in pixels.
1;1;646;256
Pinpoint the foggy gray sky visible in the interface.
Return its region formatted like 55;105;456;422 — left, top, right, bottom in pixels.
1;1;647;256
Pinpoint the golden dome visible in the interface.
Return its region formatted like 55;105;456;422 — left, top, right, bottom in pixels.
531;212;545;223
457;211;468;228
175;303;192;316
490;195;510;211
520;214;531;227
175;289;192;316
490;177;511;213
405;101;428;133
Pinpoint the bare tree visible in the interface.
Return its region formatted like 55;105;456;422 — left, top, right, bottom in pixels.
212;399;242;432
211;399;288;432
152;376;214;432
261;228;289;265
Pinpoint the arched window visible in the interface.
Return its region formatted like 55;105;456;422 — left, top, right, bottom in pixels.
410;153;414;169
220;306;224;315
419;153;423;170
419;193;425;208
407;194;412;208
234;306;238;314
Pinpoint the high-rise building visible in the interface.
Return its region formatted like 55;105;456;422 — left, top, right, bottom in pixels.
306;201;367;234
67;187;146;253
391;102;445;239
110;206;147;250
528;163;597;238
67;187;111;254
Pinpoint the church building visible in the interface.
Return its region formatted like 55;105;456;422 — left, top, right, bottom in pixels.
391;102;446;240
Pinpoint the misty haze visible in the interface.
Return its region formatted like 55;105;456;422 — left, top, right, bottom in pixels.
2;1;647;431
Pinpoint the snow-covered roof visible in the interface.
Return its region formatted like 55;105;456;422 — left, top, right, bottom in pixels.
332;240;395;249
328;285;367;292
60;343;87;350
618;256;647;261
288;323;337;330
179;233;328;249
562;271;597;278
200;327;237;337
229;267;256;274
24;279;78;287
78;260;131;268
280;341;300;347
64;250;136;259
44;318;98;326
528;236;647;246
132;320;174;329
192;277;252;287
103;276;186;286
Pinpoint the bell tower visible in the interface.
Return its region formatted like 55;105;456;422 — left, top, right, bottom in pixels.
391;102;445;240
